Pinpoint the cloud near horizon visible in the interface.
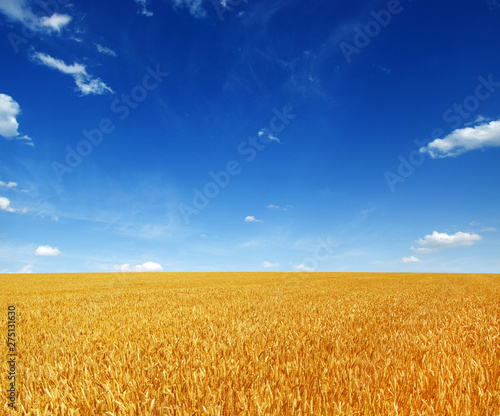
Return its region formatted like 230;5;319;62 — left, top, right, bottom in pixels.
114;262;163;272
19;264;33;273
412;231;482;253
262;261;279;268
402;255;421;263
420;119;500;158
294;264;315;272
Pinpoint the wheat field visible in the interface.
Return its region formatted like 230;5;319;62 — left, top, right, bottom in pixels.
1;272;499;415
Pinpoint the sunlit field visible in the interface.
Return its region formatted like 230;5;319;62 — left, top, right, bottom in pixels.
2;272;499;415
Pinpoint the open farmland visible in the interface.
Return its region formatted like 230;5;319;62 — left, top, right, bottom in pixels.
2;272;500;415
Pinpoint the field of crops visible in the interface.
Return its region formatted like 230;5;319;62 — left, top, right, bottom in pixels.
2;272;499;415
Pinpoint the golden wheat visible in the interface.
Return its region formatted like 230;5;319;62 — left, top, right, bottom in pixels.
1;272;499;415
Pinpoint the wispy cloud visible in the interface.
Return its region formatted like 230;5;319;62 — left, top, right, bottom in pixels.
258;128;280;143
244;215;263;223
32;52;113;96
402;255;421;263
266;204;292;211
19;264;33;273
18;135;33;145
412;231;482;253
0;0;71;33
95;43;118;57
134;0;153;16
420;119;500;158
113;262;163;272
262;261;279;268
40;13;72;32
172;0;207;18
0;181;17;189
35;245;62;256
294;264;314;272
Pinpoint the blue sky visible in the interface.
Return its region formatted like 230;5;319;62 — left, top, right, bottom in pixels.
1;0;499;274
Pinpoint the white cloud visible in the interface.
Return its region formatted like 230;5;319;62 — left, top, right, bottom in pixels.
32;53;87;75
114;262;163;272
0;181;17;188
0;197;16;212
75;77;114;96
35;245;62;256
39;13;72;32
172;0;207;18
481;227;497;232
0;196;26;213
17;135;34;146
244;216;262;223
19;264;33;273
402;256;421;263
0;0;35;23
0;0;71;32
412;231;482;253
32;52;113;96
0;94;33;144
95;44;117;57
262;261;279;268
294;264;315;272
0;93;20;138
465;115;490;126
266;204;292;211
134;0;153;16
258;128;280;143
420;119;500;158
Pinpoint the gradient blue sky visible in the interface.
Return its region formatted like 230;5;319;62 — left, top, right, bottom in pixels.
1;0;499;273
